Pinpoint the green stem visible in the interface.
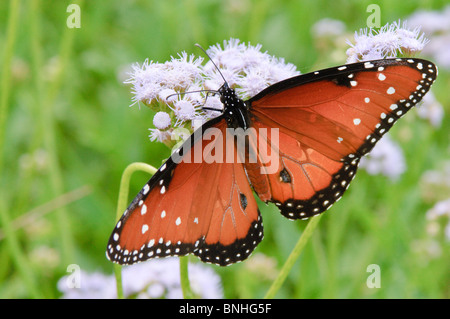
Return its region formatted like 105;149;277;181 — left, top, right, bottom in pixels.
0;0;42;298
0;201;41;298
0;0;20;175
113;162;157;299
41;0;84;266
264;214;322;299
180;256;194;299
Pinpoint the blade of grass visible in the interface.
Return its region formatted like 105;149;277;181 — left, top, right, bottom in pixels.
0;201;42;298
0;186;92;240
40;0;83;266
0;0;20;175
264;214;322;299
113;162;157;299
29;0;86;267
0;0;43;299
180;256;194;299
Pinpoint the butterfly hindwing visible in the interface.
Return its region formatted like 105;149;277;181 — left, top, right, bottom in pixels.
243;120;358;219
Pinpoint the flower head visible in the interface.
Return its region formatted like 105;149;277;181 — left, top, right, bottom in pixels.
204;39;300;99
346;21;429;63
153;111;171;130
57;258;223;299
124;38;300;148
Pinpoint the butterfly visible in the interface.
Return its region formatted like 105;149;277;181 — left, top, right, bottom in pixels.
107;57;437;266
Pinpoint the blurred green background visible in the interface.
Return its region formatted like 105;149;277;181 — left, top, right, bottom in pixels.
0;0;448;298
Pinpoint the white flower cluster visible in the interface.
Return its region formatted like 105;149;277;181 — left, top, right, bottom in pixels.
346;21;428;63
204;38;300;98
57;258;223;299
123;39;300;147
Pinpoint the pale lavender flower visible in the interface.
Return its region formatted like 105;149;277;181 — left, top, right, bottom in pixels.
204;39;300;99
124;53;204;107
122;258;224;299
153;111;172;130
205;38;248;71
125;59;165;106
235;67;271;98
57;270;117;299
158;88;177;103
148;128;172;143
164;52;204;89
359;134;406;181
172;99;199;123
346;21;428;63
202;95;223;118
58;258;223;299
124;38;300;147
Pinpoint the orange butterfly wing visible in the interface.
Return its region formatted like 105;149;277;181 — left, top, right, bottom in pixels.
245;58;437;219
106;118;263;266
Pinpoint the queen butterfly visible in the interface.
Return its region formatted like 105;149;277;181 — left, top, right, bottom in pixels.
107;57;437;266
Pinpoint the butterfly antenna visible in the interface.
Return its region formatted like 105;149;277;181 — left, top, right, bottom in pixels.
195;43;228;86
165;89;219;101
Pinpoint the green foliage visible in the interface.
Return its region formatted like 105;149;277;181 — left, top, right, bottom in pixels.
0;0;448;298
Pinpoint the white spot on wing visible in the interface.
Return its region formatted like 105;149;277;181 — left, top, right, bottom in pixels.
143;184;150;195
387;87;395;95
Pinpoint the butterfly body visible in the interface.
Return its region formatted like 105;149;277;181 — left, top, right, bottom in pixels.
107;58;437;266
218;83;251;130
